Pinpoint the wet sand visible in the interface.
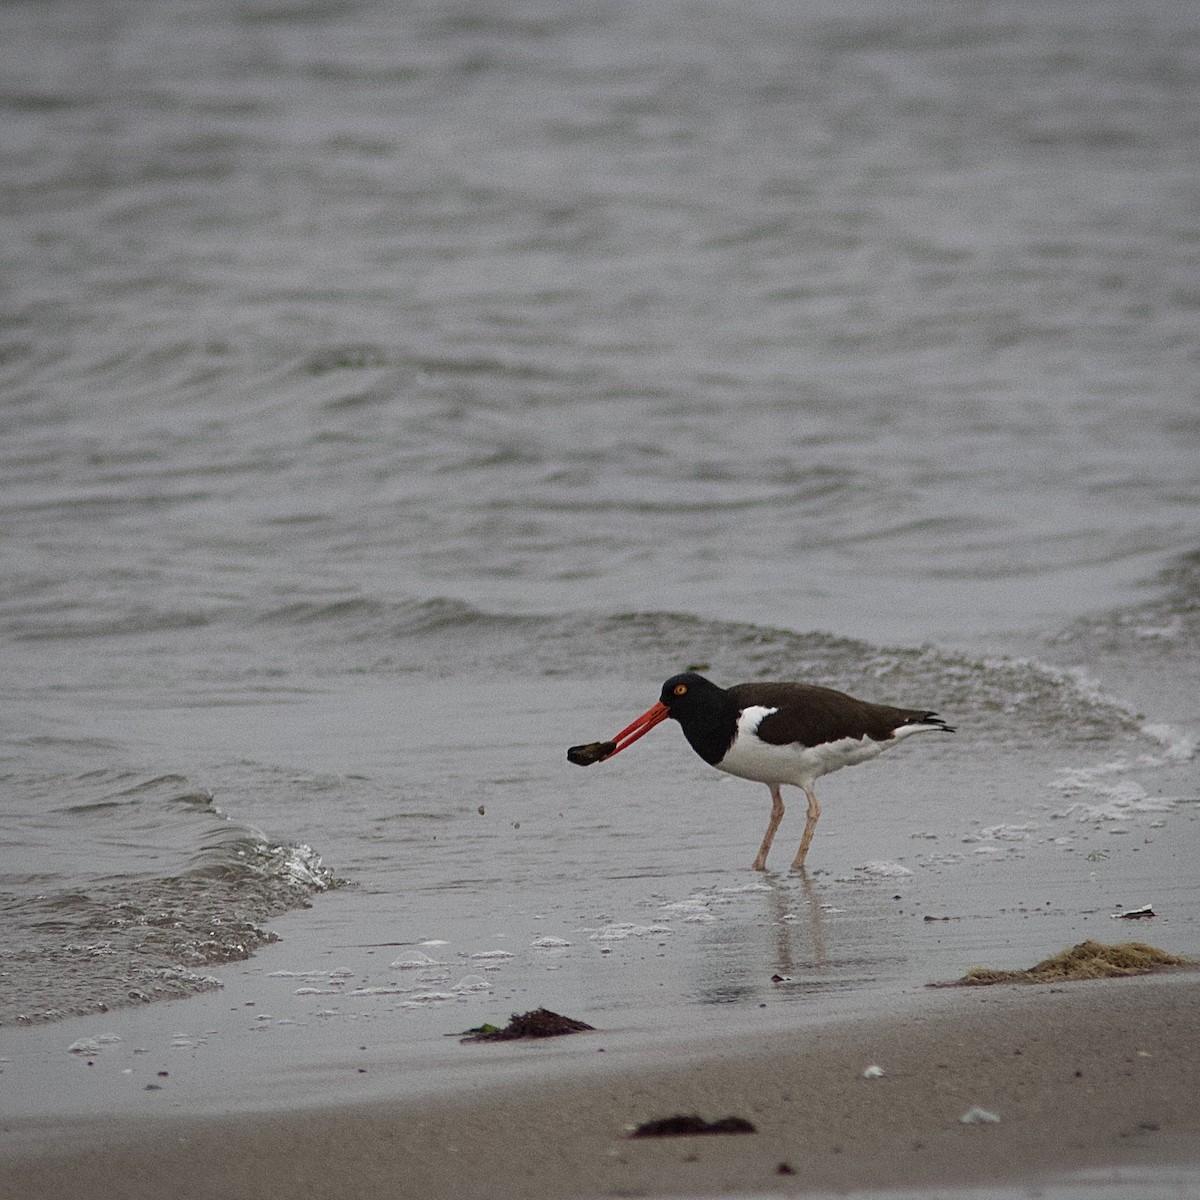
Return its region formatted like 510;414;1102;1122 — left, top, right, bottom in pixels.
4;972;1197;1199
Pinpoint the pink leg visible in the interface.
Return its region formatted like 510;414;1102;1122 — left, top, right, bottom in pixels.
790;786;821;870
752;784;786;871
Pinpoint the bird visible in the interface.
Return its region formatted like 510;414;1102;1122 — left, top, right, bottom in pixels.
568;671;955;871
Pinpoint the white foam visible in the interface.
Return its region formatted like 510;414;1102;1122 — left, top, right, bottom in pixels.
277;843;334;890
588;922;672;941
1051;760;1134;793
1049;758;1183;823
1134;615;1184;640
962;823;1038;843
452;974;491;992
1051;775;1175;824
1140;723;1198;763
979;656;1116;712
849;861;913;878
67;1034;121;1054
269;969;352;979
917;852;964;867
660;896;718;922
390;951;445;969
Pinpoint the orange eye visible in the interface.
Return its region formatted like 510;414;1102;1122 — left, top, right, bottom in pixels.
673;683;688;696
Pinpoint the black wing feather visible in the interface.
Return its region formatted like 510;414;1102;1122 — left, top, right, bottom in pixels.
729;682;953;748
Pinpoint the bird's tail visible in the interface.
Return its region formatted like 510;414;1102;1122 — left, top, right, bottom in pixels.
920;712;956;734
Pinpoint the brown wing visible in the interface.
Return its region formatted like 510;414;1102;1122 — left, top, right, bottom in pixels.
728;682;938;748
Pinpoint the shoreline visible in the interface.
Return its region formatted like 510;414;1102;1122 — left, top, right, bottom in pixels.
5;971;1197;1199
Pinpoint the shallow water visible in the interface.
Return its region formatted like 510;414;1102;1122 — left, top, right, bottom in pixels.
1;0;1198;1038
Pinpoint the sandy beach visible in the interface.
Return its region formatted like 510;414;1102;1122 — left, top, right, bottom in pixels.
4;970;1197;1200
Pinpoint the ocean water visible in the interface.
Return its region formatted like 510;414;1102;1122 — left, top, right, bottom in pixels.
1;0;1198;1031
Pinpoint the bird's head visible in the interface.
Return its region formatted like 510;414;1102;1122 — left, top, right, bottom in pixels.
658;671;721;717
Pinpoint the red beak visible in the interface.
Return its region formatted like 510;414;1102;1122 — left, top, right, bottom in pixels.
604;699;670;758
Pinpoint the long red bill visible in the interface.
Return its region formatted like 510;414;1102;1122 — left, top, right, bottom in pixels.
567;699;670;767
606;699;670;756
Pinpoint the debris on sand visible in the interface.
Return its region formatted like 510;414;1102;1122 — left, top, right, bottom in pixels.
1113;904;1155;920
628;1114;757;1138
932;940;1193;987
460;1007;595;1042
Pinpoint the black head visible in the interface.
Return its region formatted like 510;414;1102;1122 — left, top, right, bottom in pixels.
659;672;729;716
657;672;739;765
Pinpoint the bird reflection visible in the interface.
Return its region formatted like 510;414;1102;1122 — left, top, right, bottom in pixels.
691;871;828;1005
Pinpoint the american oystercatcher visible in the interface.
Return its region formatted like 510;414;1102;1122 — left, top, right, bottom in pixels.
568;671;955;870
